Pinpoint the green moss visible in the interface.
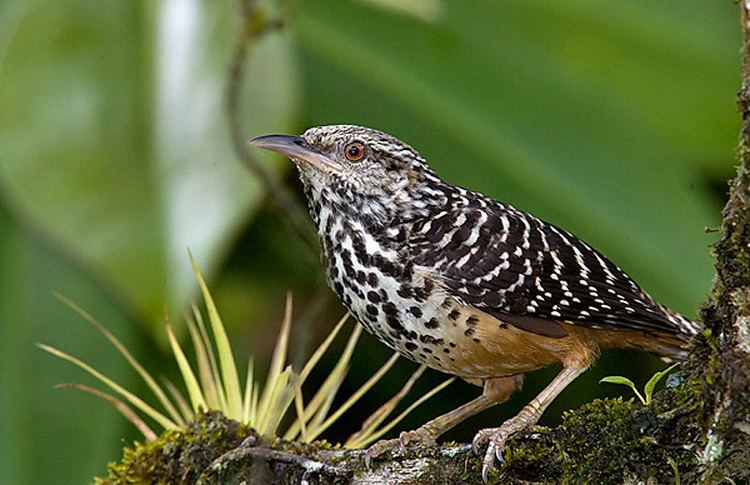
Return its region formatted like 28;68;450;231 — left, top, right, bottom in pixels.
500;382;703;485
97;411;254;484
98;371;712;484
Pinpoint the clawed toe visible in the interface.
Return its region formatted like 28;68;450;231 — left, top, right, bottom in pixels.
474;428;508;482
482;432;509;480
473;417;532;482
364;438;400;469
471;427;493;454
365;428;436;469
364;439;394;469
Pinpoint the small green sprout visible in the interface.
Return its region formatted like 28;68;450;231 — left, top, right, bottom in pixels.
599;363;678;405
667;456;681;485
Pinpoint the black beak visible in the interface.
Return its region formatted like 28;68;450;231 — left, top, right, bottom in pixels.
249;134;343;173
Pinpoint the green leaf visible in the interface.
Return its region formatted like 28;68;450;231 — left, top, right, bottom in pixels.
599;375;645;404
166;325;207;413
38;343;178;430
56;295;185;427
190;254;242;419
284;325;363;440
54;384;158;442
306;352;400;442
599;375;637;387
256;292;294;428
357;376;455;448
644;363;678;404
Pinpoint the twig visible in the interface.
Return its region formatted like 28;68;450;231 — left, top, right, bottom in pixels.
226;1;318;253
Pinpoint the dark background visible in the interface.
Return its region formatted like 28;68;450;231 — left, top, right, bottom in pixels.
0;0;740;482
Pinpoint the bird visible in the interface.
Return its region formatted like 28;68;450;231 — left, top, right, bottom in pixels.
249;125;698;481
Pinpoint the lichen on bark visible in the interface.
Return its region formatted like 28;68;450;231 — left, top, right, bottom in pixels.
96;5;750;484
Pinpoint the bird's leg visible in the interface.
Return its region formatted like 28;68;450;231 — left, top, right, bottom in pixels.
472;365;586;482
365;375;523;467
399;375;524;446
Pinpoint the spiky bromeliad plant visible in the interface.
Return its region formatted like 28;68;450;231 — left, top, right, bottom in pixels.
40;254;453;451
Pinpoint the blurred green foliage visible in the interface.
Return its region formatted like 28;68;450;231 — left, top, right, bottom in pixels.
0;0;740;482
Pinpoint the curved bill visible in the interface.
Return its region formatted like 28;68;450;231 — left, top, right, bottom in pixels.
249;134;343;174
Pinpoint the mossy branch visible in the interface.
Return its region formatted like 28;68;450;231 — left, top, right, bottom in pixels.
98;4;750;485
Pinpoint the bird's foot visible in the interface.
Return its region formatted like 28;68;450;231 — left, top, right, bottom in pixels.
472;410;536;483
364;427;437;468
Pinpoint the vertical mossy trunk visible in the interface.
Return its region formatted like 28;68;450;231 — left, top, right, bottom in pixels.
98;5;750;485
694;3;750;482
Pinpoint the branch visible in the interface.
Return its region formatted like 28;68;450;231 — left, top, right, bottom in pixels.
226;1;319;254
693;2;750;481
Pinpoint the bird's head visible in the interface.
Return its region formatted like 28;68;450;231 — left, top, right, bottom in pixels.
249;125;438;204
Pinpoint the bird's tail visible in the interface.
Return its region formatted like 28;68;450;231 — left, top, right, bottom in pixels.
650;305;700;362
648;335;690;362
661;305;700;337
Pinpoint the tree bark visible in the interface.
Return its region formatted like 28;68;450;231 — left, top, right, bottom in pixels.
98;5;750;485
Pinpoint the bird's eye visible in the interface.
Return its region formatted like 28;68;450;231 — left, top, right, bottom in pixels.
344;142;366;162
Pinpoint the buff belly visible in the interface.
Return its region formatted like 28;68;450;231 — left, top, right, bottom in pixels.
346;290;596;380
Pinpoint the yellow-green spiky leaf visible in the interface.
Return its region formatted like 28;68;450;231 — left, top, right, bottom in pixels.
166;324;207;412
189;251;242;419
38;343;177;430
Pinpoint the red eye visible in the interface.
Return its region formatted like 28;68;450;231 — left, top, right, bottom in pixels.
344;142;365;161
